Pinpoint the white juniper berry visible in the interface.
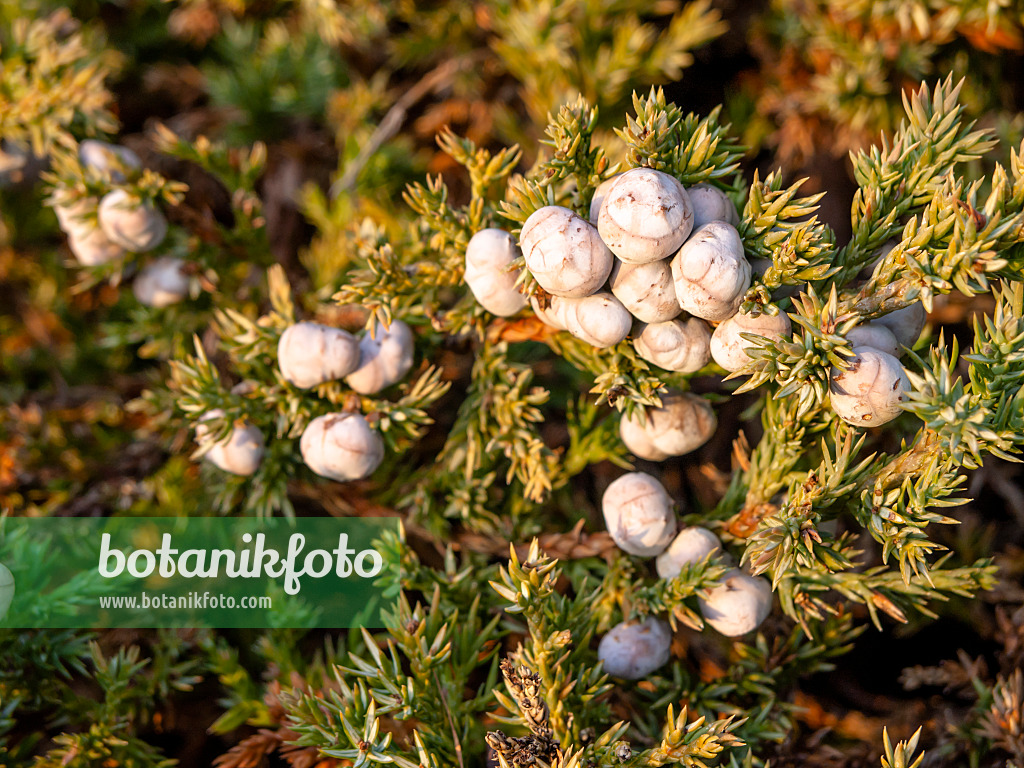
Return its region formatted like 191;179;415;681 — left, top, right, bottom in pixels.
597;617;673;680
300;412;384;482
464;228;528;317
277;322;361;389
602;471;676;556
671;221;751;321
345;319;415;395
97;189;167;252
633;317;712;373
620;391;717;460
133;257;189;308
196;411;265;476
520;205;613;297
698;569;772;637
597;168;694;264
608;258;682;324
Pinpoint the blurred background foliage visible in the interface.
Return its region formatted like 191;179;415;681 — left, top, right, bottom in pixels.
2;1;1024;767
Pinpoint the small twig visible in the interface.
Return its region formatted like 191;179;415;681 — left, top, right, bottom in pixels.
331;56;474;198
434;670;465;768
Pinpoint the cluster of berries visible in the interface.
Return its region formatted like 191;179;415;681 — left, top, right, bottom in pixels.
465;168;765;462
597;471;772;679
465;167;924;445
195;319;414;481
50;141;188;308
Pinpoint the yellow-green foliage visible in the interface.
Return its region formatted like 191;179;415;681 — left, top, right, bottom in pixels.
0;9;119;157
